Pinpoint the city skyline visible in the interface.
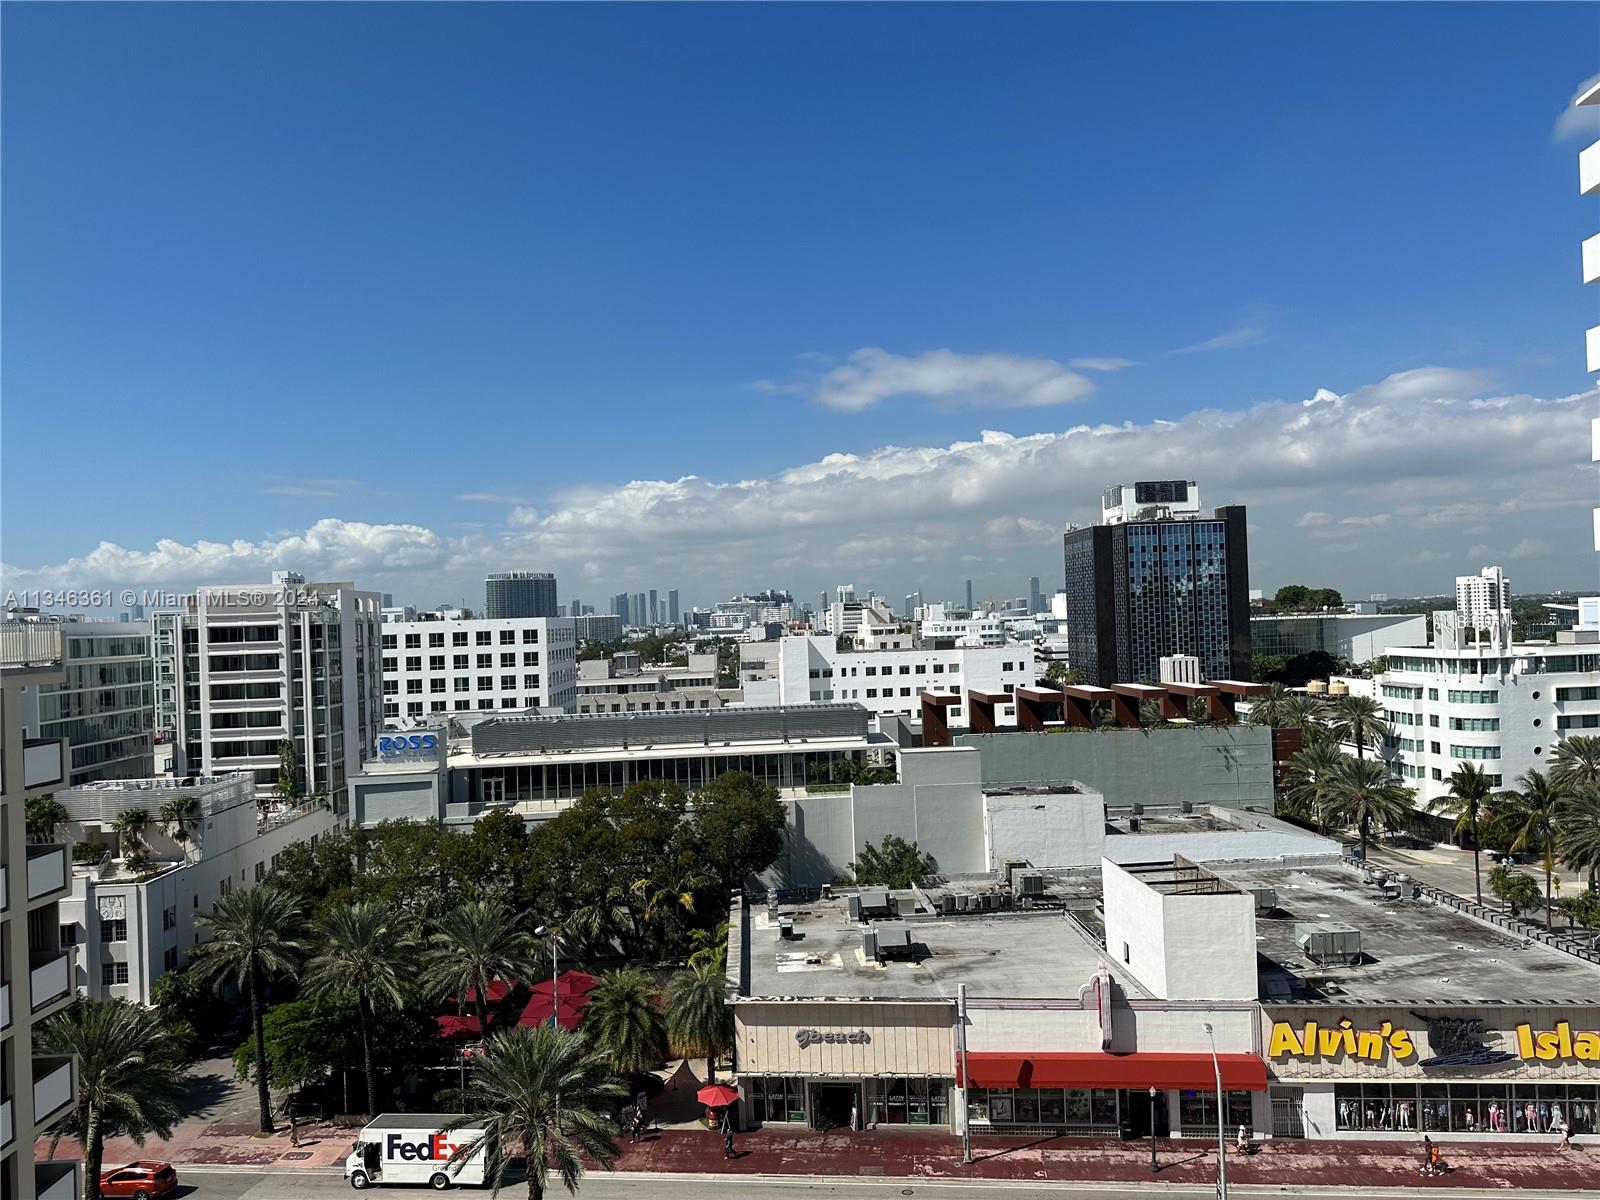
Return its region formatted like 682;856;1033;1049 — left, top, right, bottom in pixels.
4;5;1597;606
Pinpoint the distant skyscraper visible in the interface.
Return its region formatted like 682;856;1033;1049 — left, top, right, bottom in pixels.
569;595;581;621
965;579;973;611
649;589;659;624
1062;482;1250;685
668;589;680;625
485;571;557;619
1029;576;1043;615
613;592;630;625
632;592;647;626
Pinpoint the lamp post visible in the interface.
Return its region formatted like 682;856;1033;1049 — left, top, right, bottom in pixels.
1203;1022;1228;1200
1149;1085;1158;1173
535;924;560;1028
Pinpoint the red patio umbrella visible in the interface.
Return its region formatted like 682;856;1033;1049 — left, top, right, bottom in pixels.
530;970;598;997
435;1013;484;1039
696;1084;740;1108
518;990;592;1031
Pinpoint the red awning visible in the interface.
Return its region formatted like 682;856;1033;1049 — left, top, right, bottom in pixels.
959;1052;1268;1092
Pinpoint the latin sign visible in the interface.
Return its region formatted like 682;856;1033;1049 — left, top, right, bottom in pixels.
375;732;439;760
795;1029;871;1049
1268;1019;1416;1064
1515;1022;1600;1063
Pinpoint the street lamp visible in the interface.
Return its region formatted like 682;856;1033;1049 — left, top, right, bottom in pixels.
1149;1085;1158;1173
535;925;560;1028
1203;1022;1228;1200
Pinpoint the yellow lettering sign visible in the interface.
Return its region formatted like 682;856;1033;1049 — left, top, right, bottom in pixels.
1268;1019;1415;1063
1514;1021;1600;1064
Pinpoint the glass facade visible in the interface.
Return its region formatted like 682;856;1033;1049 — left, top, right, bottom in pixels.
1178;1088;1254;1134
747;1076;806;1123
867;1078;948;1126
1333;1083;1600;1135
37;629;155;783
967;1087;1120;1133
468;748;858;806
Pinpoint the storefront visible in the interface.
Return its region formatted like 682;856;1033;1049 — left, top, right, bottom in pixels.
732;1000;957;1131
1264;1004;1600;1141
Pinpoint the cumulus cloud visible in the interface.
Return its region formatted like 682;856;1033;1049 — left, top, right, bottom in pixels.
1170;325;1263;354
813;348;1095;411
5;369;1593;602
1553;73;1600;141
1069;357;1138;372
457;492;529;505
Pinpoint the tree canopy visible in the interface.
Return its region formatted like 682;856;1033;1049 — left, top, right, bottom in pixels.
849;834;937;888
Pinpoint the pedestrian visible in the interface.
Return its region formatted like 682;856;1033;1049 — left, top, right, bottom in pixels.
1235;1124;1250;1155
1420;1135;1434;1176
1558;1119;1572;1152
721;1109;735;1160
622;1104;637;1143
1429;1141;1444;1176
634;1103;648;1143
288;1116;300;1149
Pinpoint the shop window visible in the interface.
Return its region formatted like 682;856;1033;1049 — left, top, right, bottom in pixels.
1332;1083;1599;1135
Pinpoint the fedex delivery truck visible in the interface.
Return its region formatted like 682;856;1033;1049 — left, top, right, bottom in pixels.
344;1115;488;1190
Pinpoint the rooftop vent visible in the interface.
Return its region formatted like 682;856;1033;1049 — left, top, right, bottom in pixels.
859;887;892;916
1296;921;1362;966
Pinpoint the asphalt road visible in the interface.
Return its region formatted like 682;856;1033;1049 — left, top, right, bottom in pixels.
175;1166;1600;1199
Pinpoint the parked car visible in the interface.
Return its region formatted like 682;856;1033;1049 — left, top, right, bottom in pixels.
99;1162;178;1199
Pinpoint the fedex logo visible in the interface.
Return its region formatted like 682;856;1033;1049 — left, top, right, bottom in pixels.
375;733;438;758
385;1132;468;1161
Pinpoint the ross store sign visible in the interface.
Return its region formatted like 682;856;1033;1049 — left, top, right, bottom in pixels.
795;1029;871;1049
375;732;439;760
1268;1018;1416;1064
1515;1022;1600;1063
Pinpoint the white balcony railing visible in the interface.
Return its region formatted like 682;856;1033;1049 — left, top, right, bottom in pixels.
33;1058;72;1126
1;1097;12;1149
30;952;70;1012
23;739;65;790
26;845;67;903
36;1161;79;1200
0;623;62;668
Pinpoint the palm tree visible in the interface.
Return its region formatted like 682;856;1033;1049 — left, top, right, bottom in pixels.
1282;740;1347;834
37;999;188;1200
449;1023;627;1200
1494;769;1568;931
1550;735;1600;790
1247;684;1294;727
584;968;666;1076
686;921;730;971
1429;762;1495;905
158;795;201;859
25;797;68;843
112;807;150;857
1557;787;1600;893
1326;756;1414;862
664;959;732;1084
1281;695;1329;734
1325;693;1388;760
302;900;415;1118
192;885;307;1132
422;898;538;1037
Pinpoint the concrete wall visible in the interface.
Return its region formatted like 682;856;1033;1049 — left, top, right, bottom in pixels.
983;791;1105;870
734;1000;956;1077
1100;860;1258;1002
1102;828;1332;867
956;725;1274;812
968;1000;1258;1056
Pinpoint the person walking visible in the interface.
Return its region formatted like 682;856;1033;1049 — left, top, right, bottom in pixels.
1420;1135;1434;1176
1429;1140;1444;1176
1557;1118;1573;1152
721;1109;735;1160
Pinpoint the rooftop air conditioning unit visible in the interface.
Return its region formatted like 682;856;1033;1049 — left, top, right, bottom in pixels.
894;895;918;917
1131;803;1144;816
1296;921;1361;966
1017;871;1046;897
778;917;795;940
1180;801;1194;815
1249;887;1277;914
875;923;915;958
860;887;892;915
1128;817;1141;832
940;895;957;915
955;894;972;913
861;928;879;962
847;895;863;922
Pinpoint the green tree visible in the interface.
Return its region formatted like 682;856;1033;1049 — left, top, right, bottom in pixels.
686;921;729;971
1557;786;1600;893
269;826;363;919
112;807;150;857
1493;769;1567;931
1247;684;1295;727
1429;762;1495;905
688;771;786;893
849;834;937;888
1281;741;1348;834
664;960;732;1084
447;1023;627;1200
37;999;188;1200
25;797;68;843
1273;585;1312;610
158;794;201;857
1489;864;1543;919
1555;891;1600;937
1325;693;1388;760
193;885;308;1132
583;967;666;1076
1550;735;1600;791
275;737;300;803
302;900;415;1118
1044;661;1085;687
1326;756;1414;861
423;898;538;1037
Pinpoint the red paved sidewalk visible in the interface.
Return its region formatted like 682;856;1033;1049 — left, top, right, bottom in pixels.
50;1121;1600;1191
615;1126;1600;1191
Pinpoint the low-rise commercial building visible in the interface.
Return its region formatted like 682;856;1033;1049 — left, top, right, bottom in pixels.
575;653;739;714
381;611;577;725
1249;612;1427;665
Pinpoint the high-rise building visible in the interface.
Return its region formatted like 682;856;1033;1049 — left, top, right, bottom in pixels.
613;592;630;625
154;573;384;813
484;571;558;619
381;610;577;722
668;589;680;625
1;621;84;1199
1029;577;1043;615
649;589;659;625
1456;566;1512;629
632;593;648;627
1062;483;1251;685
9;616;155;784
965;579;973;612
568;595;581;621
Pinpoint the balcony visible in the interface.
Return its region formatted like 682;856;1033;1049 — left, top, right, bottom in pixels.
1584;140;1600;198
1;1096;11;1150
30;950;71;1013
36;1161;79;1200
26;844;68;905
0;623;62;668
23;738;66;790
1;980;11;1031
33;1056;74;1127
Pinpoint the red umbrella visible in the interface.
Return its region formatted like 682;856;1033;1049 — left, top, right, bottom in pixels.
465;979;516;1004
697;1084;740;1108
531;970;598;997
518;990;591;1031
435;1013;484;1039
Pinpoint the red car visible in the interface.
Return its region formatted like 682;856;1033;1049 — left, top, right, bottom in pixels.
98;1162;177;1199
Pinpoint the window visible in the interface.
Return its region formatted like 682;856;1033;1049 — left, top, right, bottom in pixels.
501;697;519;708
407;701;423;716
476;631;492;646
453;631;469;647
101;918;127;943
478;676;493;690
429;679;446;694
384;701;400;718
524;674;541;689
254;861;265;882
478;699;494;709
477;653;493;669
1449;717;1500;732
164;946;179;971
500;630;516;644
162;906;176;931
1451;745;1501;760
454;678;471;693
522;628;540;644
381;633;397;650
502;675;517;690
381;656;397;672
455;700;470;710
899;665;910;675
1447;689;1500;704
406;679;422;695
60;922;79;946
382;679;398;695
1428;688;1439;700
428;632;444;648
500;653;515;668
1557;686;1600;702
454;654;469;669
405;655;421;672
866;689;878;699
102;962;130;986
429;654;445;671
900;687;911;697
865;666;877;676
404;633;421;649
524;652;540;666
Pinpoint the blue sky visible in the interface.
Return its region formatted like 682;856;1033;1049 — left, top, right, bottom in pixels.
3;3;1597;609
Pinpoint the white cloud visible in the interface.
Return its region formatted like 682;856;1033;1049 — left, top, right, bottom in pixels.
260;476;358;498
457;492;529;505
1069;357;1138;372
1170;325;1263;355
1553;74;1600;141
814;348;1095;411
6;369;1593;602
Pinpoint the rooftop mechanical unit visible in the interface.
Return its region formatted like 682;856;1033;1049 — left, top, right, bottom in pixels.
1296;921;1362;966
894;895;918;917
859;887;892;917
870;922;915;961
1248;886;1277;914
847;895;863;922
778;917;795;940
1015;870;1046;897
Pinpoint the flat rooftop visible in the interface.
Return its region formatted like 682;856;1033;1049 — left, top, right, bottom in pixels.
739;890;1146;1003
1231;862;1600;1005
467;703;872;759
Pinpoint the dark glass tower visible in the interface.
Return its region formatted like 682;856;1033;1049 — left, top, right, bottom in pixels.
1062;505;1250;685
484;571;557;619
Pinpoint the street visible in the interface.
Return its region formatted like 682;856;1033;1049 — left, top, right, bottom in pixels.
173;1166;1600;1200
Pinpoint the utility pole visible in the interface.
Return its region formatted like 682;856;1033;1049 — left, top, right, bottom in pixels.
1204;1022;1228;1200
957;983;971;1165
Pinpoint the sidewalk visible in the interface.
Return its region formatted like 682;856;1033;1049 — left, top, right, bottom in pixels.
59;1122;1600;1191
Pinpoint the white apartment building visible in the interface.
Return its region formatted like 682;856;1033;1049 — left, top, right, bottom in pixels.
54;774;334;1005
382;611;577;727
1455;566;1513;638
155;575;383;814
1;623;82;1200
917;602;1007;648
739;634;1033;726
575;652;739;714
1579;77;1600;550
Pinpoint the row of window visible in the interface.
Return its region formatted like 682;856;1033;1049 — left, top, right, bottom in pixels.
387;628;543;650
813;662;962;679
1449;717;1500;732
1450;744;1501;759
387;674;543;695
1557;686;1600;702
1333;1083;1600;1134
388;698;532;717
389;652;542;672
1448;689;1500;704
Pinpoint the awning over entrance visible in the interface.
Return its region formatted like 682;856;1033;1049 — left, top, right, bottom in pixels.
959;1052;1268;1092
